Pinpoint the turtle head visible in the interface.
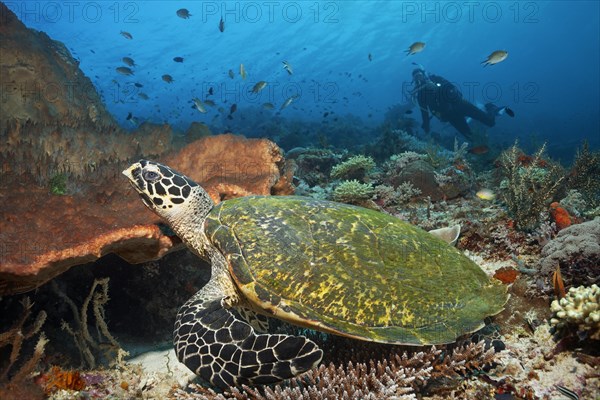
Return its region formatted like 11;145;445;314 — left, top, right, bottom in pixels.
123;160;213;226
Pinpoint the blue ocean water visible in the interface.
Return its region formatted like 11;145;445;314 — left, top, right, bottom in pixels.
7;1;599;161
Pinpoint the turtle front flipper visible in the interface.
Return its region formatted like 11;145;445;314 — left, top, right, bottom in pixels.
174;295;323;388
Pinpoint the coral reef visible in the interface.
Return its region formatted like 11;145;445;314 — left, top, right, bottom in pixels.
164;134;295;202
549;201;573;230
185;122;213;143
538;217;600;287
332;180;375;206
173;340;498;400
494;322;599;400
497;143;565;231
550;284;600;340
374;182;422;207
330;155;375;181
560;189;588;218
287;148;343;187
0;134;294;296
52;278;126;369
566;141;600;208
42;366;86;395
0;297;47;400
0;3;114;126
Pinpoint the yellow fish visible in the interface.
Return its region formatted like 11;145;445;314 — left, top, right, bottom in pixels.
405;42;425;55
240;63;247;80
476;189;495;201
482;50;508;67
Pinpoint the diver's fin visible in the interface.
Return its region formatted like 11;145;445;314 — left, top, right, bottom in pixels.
486;103;515;118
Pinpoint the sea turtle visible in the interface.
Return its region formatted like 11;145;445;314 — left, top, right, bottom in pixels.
123;160;507;388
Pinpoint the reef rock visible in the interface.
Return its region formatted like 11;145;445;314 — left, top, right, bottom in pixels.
538;217;600;286
0;134;294;296
389;159;444;200
184;122;213;143
165;134;295;202
0;3;114;126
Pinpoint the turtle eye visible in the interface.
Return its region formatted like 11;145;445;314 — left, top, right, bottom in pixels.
143;170;160;182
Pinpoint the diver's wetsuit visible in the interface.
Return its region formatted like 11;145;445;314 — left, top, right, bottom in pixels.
415;74;495;140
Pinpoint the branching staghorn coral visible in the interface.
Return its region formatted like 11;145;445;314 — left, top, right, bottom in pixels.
51;277;127;369
172;340;497;400
497;143;565;231
332;180;375;205
330;155;375;181
0;297;47;384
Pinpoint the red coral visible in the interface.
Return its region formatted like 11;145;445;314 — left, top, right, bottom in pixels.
493;267;520;284
549;202;572;230
42;366;86;394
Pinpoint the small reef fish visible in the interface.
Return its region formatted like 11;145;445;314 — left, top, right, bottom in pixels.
122;57;135;67
239;64;247;80
219;16;225;32
405;42;425;55
227;103;237;120
262;102;274;110
475;189;495;201
162;74;174;83
203;99;215;107
228;69;235;79
207;87;214;96
120;31;133;39
138;93;149;100
250;81;267;94
555;385;579;400
116;67;134;76
126;112;139;125
282;61;293;75
482;50;508;66
134;83;143;88
176;8;191;19
173;57;184;63
192;98;207;113
368;53;372;61
468;145;489;155
552;265;566;299
280;95;297;110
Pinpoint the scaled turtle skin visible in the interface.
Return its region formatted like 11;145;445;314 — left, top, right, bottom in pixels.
123;160;507;389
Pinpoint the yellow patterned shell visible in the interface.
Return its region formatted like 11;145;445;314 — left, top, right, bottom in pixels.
204;196;507;345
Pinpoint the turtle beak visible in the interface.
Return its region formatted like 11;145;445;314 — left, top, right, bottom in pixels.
123;162;154;209
122;162;143;190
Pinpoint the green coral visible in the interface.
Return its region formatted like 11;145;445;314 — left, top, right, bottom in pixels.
550;284;599;340
332;180;374;205
567;141;600;208
497;143;564;231
49;173;67;195
330;155;375;181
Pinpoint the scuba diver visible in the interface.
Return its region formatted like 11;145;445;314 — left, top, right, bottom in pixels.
411;66;514;140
